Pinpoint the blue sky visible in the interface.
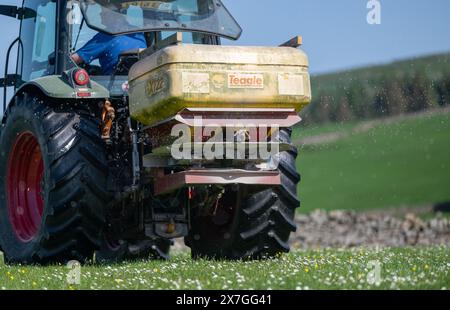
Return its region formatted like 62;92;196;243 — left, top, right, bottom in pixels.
1;0;450;109
223;0;450;73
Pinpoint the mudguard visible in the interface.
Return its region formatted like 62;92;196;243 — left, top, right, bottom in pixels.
1;75;109;123
23;75;109;99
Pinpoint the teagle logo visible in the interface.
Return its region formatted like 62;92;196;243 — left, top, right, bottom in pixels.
228;73;264;89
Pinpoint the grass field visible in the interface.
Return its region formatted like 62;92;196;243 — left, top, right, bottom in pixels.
0;247;449;290
295;109;450;213
1;109;449;291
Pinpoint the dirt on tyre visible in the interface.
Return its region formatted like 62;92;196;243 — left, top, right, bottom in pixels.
0;93;110;264
185;128;300;260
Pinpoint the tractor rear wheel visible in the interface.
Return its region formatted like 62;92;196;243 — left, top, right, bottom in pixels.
0;93;110;264
185;128;300;260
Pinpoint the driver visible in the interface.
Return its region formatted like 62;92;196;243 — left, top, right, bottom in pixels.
71;2;146;75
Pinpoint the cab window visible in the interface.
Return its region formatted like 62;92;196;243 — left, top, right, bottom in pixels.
20;0;57;82
70;2;100;67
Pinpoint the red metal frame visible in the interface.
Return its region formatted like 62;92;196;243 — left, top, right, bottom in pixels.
145;108;302;151
153;169;281;195
6;132;44;242
174;108;302;128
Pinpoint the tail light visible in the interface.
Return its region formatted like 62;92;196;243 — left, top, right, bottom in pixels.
73;69;90;86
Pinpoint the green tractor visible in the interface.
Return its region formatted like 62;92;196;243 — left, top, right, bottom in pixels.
0;0;311;264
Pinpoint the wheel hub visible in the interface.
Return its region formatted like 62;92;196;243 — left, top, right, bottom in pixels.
7;132;44;242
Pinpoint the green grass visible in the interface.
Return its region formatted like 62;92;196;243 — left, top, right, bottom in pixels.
296;110;450;213
0;247;449;290
1;111;449;291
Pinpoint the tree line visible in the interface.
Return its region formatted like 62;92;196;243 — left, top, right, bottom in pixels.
300;53;450;126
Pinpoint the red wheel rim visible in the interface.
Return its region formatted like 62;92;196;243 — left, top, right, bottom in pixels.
7;132;44;242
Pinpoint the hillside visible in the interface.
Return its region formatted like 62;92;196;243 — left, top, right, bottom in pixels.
301;53;450;126
295;108;450;213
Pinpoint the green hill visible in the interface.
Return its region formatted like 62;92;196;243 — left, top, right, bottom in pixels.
301;53;450;126
296;109;450;213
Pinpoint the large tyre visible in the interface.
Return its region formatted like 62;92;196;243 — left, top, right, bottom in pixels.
0;93;110;264
95;237;171;263
185;128;300;260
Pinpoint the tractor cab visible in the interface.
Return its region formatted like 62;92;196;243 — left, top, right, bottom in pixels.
71;0;239;74
1;0;242;107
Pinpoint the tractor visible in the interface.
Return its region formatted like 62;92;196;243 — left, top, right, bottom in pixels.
0;0;311;264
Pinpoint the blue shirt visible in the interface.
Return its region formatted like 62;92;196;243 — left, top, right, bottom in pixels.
76;33;147;75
